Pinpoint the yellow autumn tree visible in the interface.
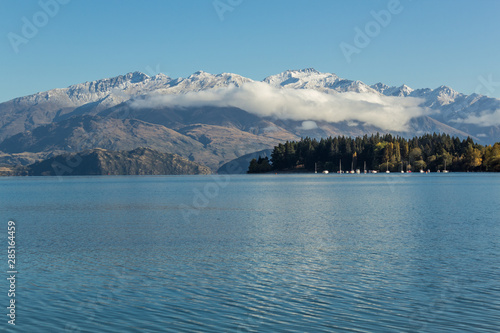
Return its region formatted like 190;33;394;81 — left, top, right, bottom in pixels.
464;143;482;170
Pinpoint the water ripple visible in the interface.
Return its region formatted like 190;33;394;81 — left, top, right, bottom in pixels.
1;175;499;331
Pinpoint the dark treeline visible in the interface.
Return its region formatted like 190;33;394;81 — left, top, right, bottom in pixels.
249;133;500;173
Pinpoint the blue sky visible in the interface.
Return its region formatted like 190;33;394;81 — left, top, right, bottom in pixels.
1;0;500;102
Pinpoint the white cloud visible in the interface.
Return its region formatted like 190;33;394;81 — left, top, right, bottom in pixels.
131;82;431;132
297;121;318;130
453;109;500;127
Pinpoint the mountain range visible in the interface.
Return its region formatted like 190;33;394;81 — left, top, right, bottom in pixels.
0;68;498;172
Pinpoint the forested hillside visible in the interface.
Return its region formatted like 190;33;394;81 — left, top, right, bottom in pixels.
249;134;500;173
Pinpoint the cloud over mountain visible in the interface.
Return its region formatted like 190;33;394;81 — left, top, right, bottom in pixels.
131;82;431;132
454;109;500;127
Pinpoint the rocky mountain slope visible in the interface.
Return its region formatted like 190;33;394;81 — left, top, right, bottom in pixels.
217;149;273;174
25;147;211;176
0;69;498;171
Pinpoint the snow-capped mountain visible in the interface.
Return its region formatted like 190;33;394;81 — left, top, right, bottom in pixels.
0;68;498;170
0;70;255;140
371;83;414;97
370;82;500;139
263;70;498;141
264;68;376;93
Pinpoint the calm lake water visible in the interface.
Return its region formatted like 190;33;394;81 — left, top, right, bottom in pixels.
1;174;499;332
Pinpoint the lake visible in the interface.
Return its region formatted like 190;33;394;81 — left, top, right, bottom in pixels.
1;174;499;332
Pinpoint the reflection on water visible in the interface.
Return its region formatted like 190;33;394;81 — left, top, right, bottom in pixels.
1;174;499;332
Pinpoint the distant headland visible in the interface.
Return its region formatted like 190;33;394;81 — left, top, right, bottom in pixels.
0;148;211;176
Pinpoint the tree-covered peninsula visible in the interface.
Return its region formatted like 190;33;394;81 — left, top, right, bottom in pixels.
248;133;500;173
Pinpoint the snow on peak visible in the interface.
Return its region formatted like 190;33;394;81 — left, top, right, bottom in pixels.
263;68;344;91
124;71;150;83
190;70;212;77
435;85;457;95
151;73;170;81
217;73;253;87
12;69;498;127
289;68;321;75
400;84;413;92
390;84;414;97
371;82;390;92
163;71;253;93
263;68;380;94
432;86;460;105
265;68;337;81
371;83;413;97
4;68;500;145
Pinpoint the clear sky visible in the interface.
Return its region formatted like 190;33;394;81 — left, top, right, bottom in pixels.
1;0;500;102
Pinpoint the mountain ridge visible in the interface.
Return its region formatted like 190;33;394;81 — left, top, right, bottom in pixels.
0;68;498;171
24;147;212;176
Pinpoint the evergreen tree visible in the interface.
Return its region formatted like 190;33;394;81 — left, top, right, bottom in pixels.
259;133;498;173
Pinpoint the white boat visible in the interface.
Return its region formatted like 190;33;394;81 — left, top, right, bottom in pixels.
443;160;449;173
420;169;424;173
386;163;390;173
372;170;378;174
322;170;329;174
